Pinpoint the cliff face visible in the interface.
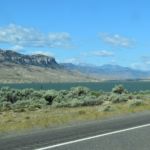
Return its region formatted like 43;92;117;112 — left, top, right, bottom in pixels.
0;49;59;68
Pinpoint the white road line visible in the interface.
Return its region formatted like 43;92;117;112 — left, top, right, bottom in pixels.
35;123;150;150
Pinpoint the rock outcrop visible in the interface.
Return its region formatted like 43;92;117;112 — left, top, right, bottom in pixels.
0;49;59;68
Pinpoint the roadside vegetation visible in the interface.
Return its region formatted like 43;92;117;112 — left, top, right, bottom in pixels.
0;85;150;133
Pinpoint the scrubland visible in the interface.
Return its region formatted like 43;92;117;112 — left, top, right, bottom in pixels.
0;85;150;133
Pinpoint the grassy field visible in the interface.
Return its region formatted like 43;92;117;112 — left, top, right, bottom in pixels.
0;100;150;133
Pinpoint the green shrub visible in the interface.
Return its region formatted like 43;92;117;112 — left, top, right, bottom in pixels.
53;90;68;103
0;85;146;111
13;98;48;111
43;90;58;105
20;88;34;98
99;95;109;101
52;100;69;107
135;95;141;99
102;105;112;112
109;93;128;103
0;101;12;111
70;86;90;96
53;97;82;107
31;91;43;99
28;98;48;111
53;95;104;107
67;98;83;107
90;91;102;97
112;84;127;94
12;100;30;112
128;94;133;100
129;99;144;107
0;87;11;92
0;88;20;103
82;96;103;106
0;96;7;103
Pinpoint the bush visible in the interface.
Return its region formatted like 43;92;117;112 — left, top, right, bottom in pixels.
109;93;128;103
70;86;90;97
82;96;103;106
112;84;127;94
20;88;34;99
129;99;144;107
53;95;104;107
128;94;133;100
43;90;58;105
52;100;71;107
0;101;12;111
0;85;146;111
102;105;112;112
99;95;109;101
13;98;48;111
13;100;31;112
53;90;68;103
66;98;83;107
30;91;43;99
28;98;48;111
0;87;11;92
0;88;20;103
90;91;102;97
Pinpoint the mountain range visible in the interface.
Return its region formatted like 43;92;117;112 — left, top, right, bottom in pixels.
61;63;150;80
0;49;96;83
0;49;149;83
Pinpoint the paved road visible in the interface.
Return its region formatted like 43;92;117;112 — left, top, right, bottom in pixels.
0;111;150;150
50;125;150;150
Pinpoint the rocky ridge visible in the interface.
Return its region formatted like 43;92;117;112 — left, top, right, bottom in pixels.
0;49;59;68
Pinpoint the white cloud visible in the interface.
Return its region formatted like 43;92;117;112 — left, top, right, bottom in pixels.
92;50;114;57
130;55;150;71
11;45;24;51
32;51;55;57
131;63;147;70
100;33;135;48
63;58;80;64
81;50;114;57
0;24;71;49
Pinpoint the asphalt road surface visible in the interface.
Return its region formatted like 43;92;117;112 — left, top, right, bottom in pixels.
0;111;150;150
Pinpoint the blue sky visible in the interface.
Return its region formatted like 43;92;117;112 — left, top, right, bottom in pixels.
0;0;150;70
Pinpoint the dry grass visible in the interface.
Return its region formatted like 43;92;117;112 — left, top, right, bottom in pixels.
0;100;150;133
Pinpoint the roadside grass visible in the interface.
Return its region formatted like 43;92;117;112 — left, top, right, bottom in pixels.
0;100;150;133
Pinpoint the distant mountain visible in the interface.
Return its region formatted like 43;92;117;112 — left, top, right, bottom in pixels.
0;49;60;68
0;49;150;83
61;63;150;80
0;49;97;83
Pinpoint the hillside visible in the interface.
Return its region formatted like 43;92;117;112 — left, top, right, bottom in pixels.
0;62;98;83
0;49;98;83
